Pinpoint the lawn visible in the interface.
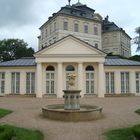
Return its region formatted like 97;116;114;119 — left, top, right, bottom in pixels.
104;127;134;140
0;124;44;140
0;108;12;118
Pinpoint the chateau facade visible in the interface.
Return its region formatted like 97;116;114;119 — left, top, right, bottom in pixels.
0;2;139;98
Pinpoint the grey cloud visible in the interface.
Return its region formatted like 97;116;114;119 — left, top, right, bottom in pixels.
0;0;39;28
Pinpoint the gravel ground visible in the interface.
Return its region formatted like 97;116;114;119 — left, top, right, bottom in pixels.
0;96;140;140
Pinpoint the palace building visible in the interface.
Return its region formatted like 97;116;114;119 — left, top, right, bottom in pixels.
0;1;140;98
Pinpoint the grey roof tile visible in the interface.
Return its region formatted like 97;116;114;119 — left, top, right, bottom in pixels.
105;58;140;66
0;58;36;67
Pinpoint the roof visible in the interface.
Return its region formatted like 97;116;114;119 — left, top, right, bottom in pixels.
105;56;140;66
40;2;100;29
0;56;140;67
102;16;122;32
102;16;131;39
0;58;36;67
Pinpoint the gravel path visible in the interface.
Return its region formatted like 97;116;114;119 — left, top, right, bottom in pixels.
0;96;140;140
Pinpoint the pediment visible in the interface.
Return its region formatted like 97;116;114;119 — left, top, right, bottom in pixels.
35;35;105;56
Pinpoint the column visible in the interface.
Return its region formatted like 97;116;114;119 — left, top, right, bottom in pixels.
36;63;43;98
78;62;84;97
57;62;63;98
115;71;121;94
98;62;105;97
130;71;136;94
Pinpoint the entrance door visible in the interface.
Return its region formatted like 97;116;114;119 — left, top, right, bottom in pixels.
85;66;94;94
46;66;55;94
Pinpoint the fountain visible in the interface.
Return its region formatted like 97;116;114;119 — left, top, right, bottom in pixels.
42;73;103;121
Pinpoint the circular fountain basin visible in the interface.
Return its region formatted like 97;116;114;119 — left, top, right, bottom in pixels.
42;104;103;121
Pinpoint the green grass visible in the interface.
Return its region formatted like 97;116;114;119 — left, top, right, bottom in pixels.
0;124;44;140
0;108;12;118
135;109;140;115
104;127;134;140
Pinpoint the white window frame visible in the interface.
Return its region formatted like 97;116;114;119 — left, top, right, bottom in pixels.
0;72;5;94
136;72;140;94
26;72;35;94
105;72;115;94
121;72;129;93
11;72;20;94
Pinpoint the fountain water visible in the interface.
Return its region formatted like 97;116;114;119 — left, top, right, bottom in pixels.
42;73;103;121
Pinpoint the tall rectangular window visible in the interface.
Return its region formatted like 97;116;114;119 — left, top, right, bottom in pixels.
136;72;140;93
74;23;79;32
54;22;56;31
26;72;35;94
0;73;5;94
121;72;129;93
84;25;88;33
94;26;98;35
63;21;68;30
105;72;115;94
11;72;20;94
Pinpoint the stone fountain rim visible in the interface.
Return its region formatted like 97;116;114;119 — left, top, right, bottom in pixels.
42;104;103;113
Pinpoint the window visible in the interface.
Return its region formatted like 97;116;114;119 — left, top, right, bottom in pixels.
121;72;129;93
49;24;52;34
26;72;35;94
94;26;98;35
11;72;20;94
45;28;48;38
0;73;5;94
136;72;140;93
74;23;79;32
63;21;68;30
41;30;44;40
54;22;56;31
85;65;94;94
84;25;88;33
105;72;115;94
46;66;55;94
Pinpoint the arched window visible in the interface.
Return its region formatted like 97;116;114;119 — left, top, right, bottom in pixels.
46;65;55;71
85;65;94;71
66;65;75;71
46;65;55;94
85;65;94;94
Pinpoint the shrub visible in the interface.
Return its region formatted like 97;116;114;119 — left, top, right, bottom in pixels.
133;124;140;140
0;125;15;140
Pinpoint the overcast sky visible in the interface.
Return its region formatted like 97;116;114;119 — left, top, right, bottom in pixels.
0;0;140;55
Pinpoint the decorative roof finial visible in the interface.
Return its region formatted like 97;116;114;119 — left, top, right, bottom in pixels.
78;0;80;2
68;0;71;5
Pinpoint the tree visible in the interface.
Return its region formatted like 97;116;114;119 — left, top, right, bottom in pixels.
133;27;140;52
0;39;34;61
129;55;140;62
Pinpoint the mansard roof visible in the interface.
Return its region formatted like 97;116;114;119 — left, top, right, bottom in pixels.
102;16;131;39
40;2;101;29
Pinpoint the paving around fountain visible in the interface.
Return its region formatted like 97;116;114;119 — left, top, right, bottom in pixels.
1;97;140;140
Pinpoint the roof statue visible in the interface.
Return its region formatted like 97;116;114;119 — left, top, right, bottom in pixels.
68;0;71;5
